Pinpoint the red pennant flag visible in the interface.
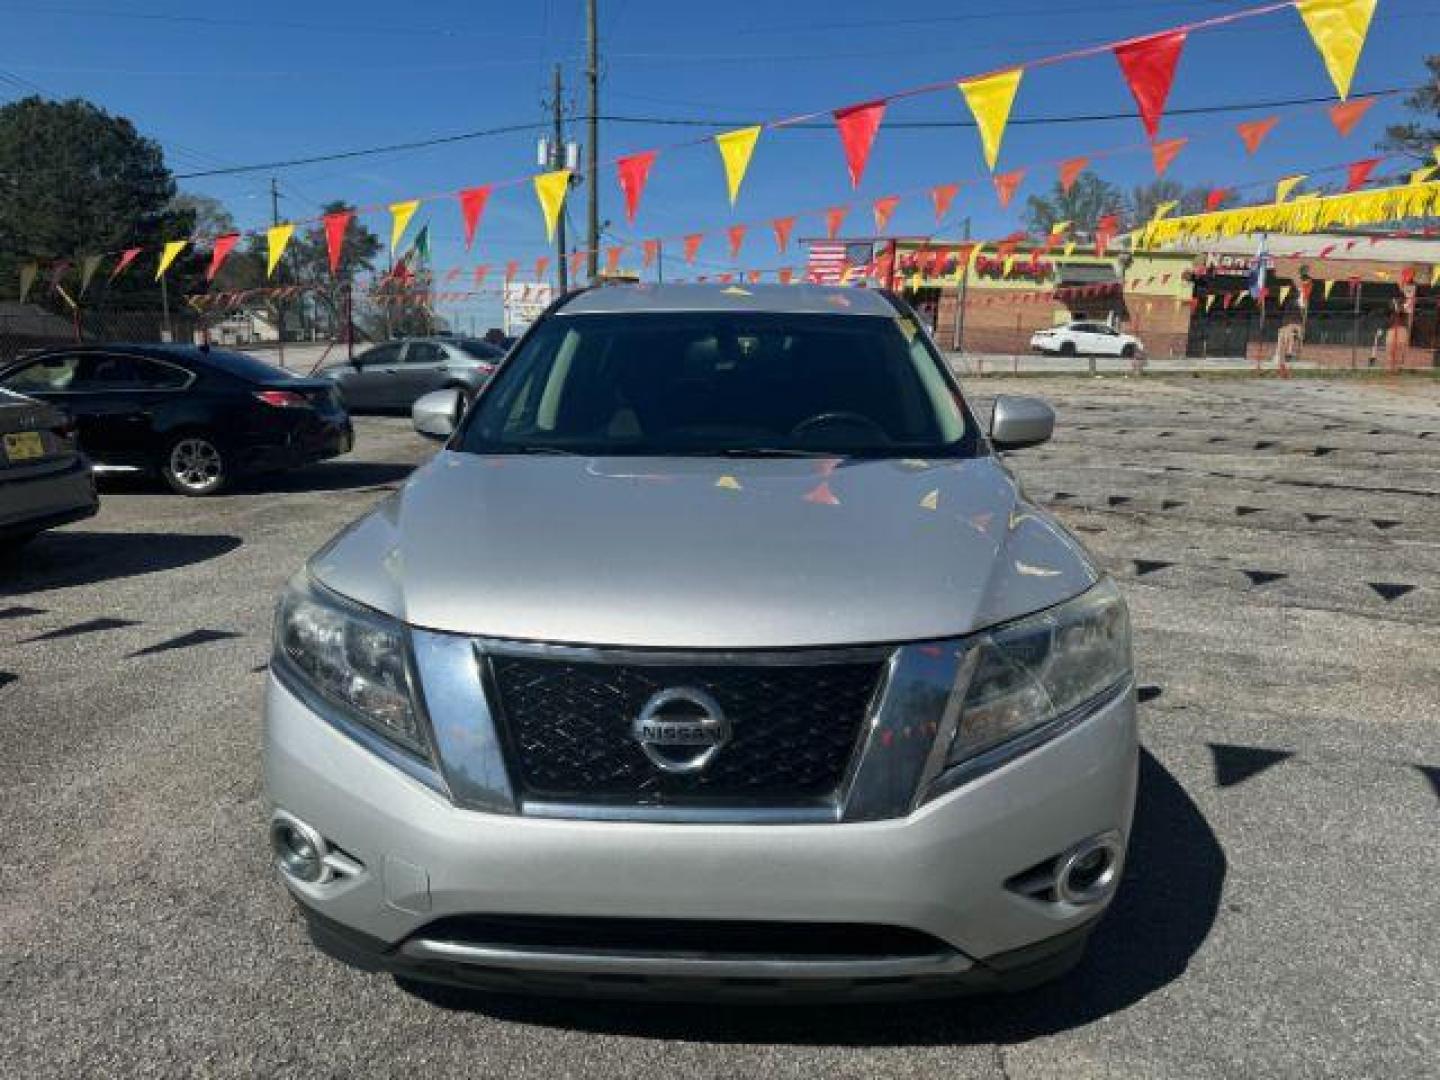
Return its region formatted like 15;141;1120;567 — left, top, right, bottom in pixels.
930;183;958;224
727;224;746;260
1058;157;1089;194
569;250;588;280
444;267;461;284
206;233;240;282
872;195;900;232
111;247;142;280
616;151;656;224
606;245;625;273
504;259;518;283
1222;292;1236;309
717;272;734;284
824;206;848;239
1345;157;1380;191
772;215;796;253
1095;213;1119;257
457;186;491;250
321;210;353;275
833;100;886;188
778;268;794;285
1205;188;1230;211
1150;137;1187;177
992;169;1025;208
1236;116;1279;156
683;233;704;264
1113;30;1186;141
1329;97;1375;138
473;265;489;287
747;270;762;285
534;256;550;280
642;239;660;268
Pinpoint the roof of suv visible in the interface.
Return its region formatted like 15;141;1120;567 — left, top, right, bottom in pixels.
559;282;901;317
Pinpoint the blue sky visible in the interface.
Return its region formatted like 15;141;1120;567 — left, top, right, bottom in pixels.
2;0;1434;327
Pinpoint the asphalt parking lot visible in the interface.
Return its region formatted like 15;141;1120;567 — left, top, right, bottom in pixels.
2;375;1437;1078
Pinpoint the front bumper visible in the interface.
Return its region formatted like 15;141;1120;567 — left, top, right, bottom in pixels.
264;672;1137;997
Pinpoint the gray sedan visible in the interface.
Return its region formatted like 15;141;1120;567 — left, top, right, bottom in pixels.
0;388;97;552
316;337;504;412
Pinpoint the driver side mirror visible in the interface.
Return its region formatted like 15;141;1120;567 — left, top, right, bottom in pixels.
412;388;464;440
990;395;1054;451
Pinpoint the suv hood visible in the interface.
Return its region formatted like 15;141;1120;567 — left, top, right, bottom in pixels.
310;452;1097;649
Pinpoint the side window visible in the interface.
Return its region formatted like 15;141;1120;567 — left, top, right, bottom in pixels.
132;359;191;389
358;344;402;367
405;343;445;365
3;354;80;391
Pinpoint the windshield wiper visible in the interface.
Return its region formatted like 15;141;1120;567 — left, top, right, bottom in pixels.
713;447;840;458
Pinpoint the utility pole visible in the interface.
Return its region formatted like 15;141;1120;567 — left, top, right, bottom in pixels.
952;216;972;354
551;63;569;293
271;177;286;368
585;0;599;281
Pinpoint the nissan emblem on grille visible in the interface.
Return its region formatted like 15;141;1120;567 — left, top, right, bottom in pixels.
633;687;731;774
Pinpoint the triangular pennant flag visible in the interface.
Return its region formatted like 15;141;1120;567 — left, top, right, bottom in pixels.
1206;188;1231;211
992;169;1025;208
833;100;886;188
532;170;571;243
1411;164;1437;185
778;267;794;285
1152;200;1179;221
727;225;746;260
825;206;848;239
568;250;587;280
1113;29;1186;140
1063;241;1076;257
473;265;489;287
1237;116;1279;156
457;186;491;249
957;67;1023;171
1150;137;1186;177
1346;157;1380;191
642;239;660;269
1279;285;1292;306
79;254;104;296
930;183;959;224
872;195;900;232
1275;175;1306;203
504;259;519;283
264;226;292;279
18;262;38;302
323;210;353;275
714;126;761;205
155;239;187;281
1297;0;1377;100
1329;96;1375;136
388;199;419;253
534;256;550;281
411;224;431;261
1205;293;1217;312
206;233;239;282
111;247;142;281
1322;279;1336;299
772;216;796;253
1058;156;1089;193
615;151;655;224
683;233;703;264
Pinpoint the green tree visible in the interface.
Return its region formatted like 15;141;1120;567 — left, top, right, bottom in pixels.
0;96;197;301
1127;179;1229;223
168;192;235;237
287;201;383;336
1022;172;1125;236
1380;55;1439;162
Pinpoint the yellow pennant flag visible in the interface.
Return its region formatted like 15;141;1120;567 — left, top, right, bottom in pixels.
1431;265;1440;287
1050;220;1071;234
1153;200;1179;221
968;244;985;272
1323;279;1336;300
1275;175;1306;203
18;261;38;302
1063;241;1076;257
266;224;294;278
714;125;762;206
1410;164;1437;185
1279;285;1292;306
1002;254;1017;277
1296;0;1377;100
958;68;1023;171
1204;294;1217;312
388;199;419;253
533;169;572;243
155;240;187;280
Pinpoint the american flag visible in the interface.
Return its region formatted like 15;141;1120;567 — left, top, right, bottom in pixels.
805;241;876;284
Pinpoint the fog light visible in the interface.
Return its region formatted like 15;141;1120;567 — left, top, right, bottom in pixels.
270;814;327;883
1055;834;1122;905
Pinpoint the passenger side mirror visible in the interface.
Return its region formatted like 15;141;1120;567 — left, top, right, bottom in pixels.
990;395;1054;451
412;388;463;440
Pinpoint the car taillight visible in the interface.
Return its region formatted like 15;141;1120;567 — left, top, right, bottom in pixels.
477;362;496;375
254;390;310;408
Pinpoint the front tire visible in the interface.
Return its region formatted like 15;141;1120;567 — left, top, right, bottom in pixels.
161;433;229;496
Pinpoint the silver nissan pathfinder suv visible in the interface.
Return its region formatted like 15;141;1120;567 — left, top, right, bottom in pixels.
264;283;1136;999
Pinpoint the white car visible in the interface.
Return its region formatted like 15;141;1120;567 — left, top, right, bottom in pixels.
1031;322;1143;359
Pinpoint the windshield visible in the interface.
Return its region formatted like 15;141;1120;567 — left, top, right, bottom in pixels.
456;311;973;457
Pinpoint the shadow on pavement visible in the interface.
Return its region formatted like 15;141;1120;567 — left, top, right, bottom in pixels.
0;531;242;594
400;749;1225;1045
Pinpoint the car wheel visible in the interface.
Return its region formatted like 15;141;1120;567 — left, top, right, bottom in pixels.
161;433;229;496
444;382;475;407
1121;343;1136;359
1059;341;1077;357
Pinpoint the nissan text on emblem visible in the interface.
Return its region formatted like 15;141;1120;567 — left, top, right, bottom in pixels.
633;687;731;774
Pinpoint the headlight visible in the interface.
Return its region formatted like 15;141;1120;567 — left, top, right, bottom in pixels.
944;578;1130;771
274;576;427;756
